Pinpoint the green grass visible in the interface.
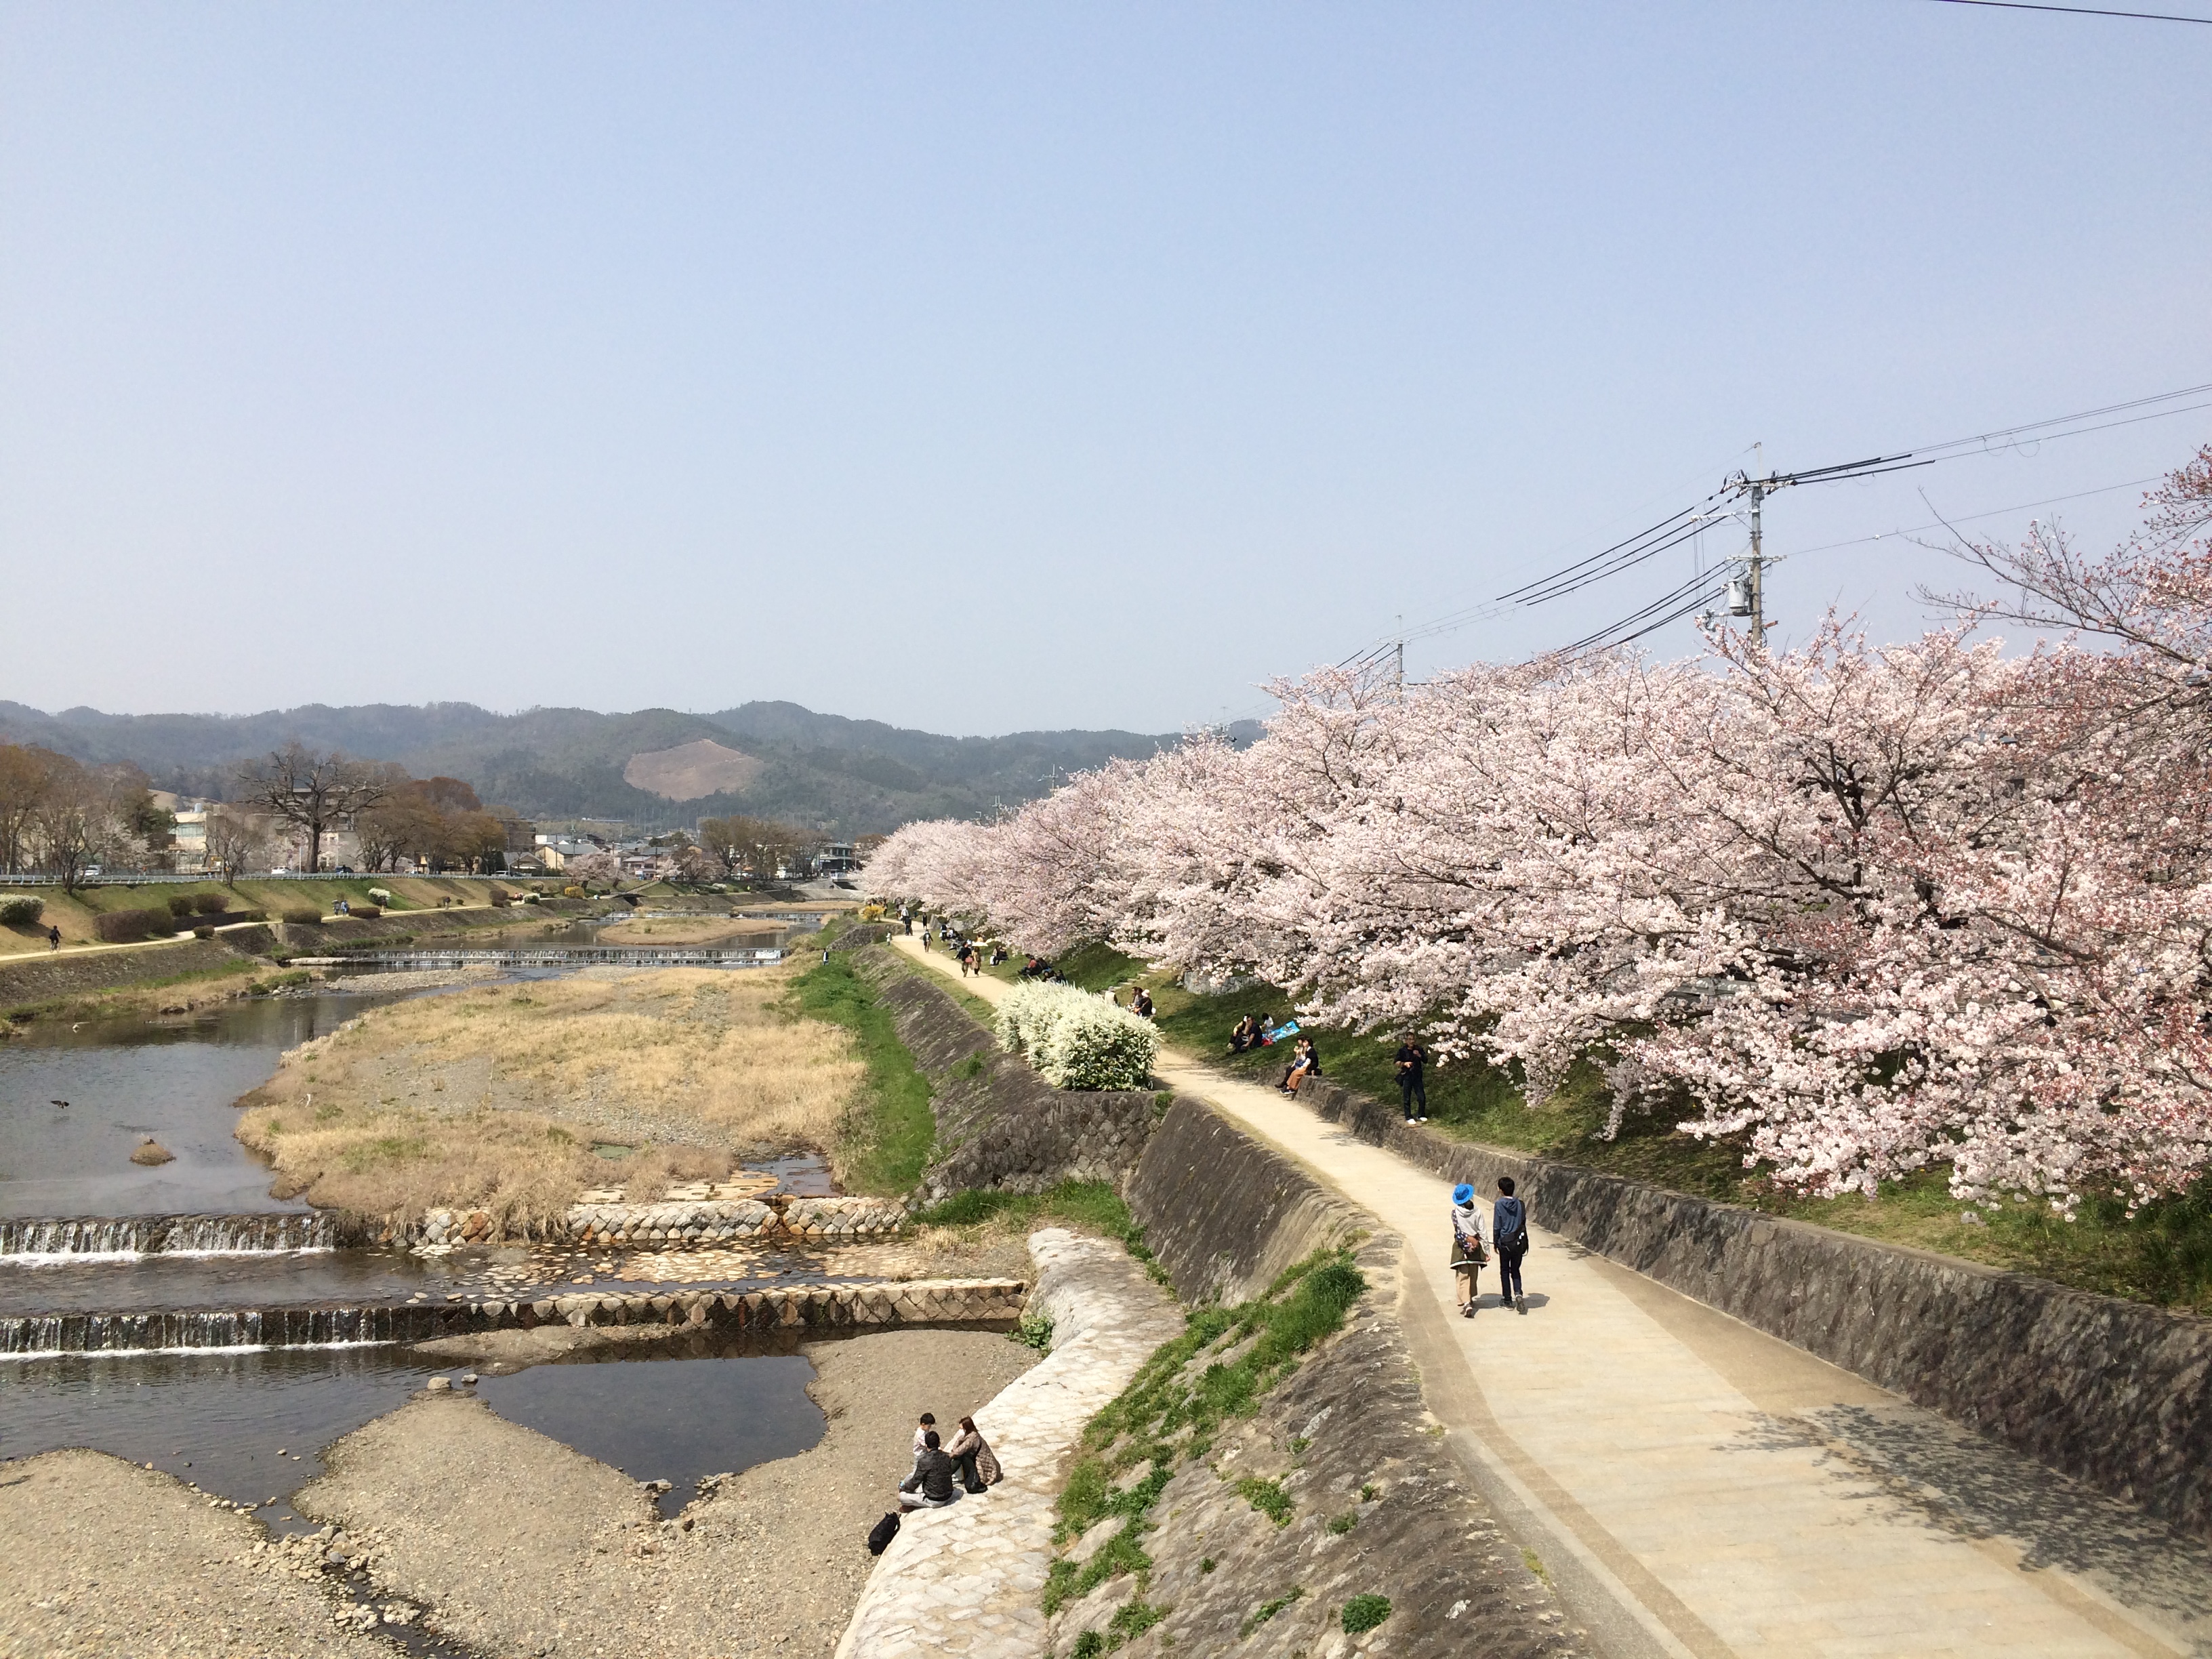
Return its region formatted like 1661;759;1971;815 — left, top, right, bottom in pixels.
787;953;935;1195
1240;1586;1304;1639
1040;1248;1368;1616
912;1179;1175;1288
1143;966;2212;1315
1340;1593;1391;1635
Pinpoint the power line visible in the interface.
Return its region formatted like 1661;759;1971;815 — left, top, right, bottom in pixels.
1923;0;2212;22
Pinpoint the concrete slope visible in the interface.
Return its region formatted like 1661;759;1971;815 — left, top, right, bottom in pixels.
887;935;2212;1659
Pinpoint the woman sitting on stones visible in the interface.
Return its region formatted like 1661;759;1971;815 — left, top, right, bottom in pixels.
898;1429;962;1510
945;1416;1000;1494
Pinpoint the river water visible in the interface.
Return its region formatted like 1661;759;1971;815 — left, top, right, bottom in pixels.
0;980;846;1526
0;993;403;1217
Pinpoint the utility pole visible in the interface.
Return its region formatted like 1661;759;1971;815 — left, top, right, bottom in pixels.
1393;615;1405;701
1746;442;1765;639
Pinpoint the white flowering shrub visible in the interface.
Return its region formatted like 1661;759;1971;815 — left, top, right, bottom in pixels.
367;888;392;907
994;981;1158;1091
0;895;43;925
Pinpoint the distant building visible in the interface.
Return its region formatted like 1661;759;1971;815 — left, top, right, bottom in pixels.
817;842;860;876
171;806;209;874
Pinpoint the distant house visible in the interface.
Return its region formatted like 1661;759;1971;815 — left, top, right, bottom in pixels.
817;841;860;876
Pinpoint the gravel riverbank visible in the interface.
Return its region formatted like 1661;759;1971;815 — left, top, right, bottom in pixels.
0;1449;390;1658
299;1327;1040;1657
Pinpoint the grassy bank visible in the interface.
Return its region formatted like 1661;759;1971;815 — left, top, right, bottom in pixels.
1073;956;2212;1315
787;953;937;1197
234;966;863;1228
0;874;552;956
1;958;310;1028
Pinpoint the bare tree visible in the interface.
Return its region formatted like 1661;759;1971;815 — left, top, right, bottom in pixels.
0;743;59;876
234;743;392;874
30;761;117;893
203;807;270;886
1918;443;2212;674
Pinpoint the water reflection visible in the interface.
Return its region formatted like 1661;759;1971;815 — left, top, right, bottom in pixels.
1;1334;827;1522
0;994;417;1218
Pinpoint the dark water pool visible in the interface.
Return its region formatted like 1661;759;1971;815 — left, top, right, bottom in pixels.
1;1334;827;1523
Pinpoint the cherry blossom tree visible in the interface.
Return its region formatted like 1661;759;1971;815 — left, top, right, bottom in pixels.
864;444;2212;1211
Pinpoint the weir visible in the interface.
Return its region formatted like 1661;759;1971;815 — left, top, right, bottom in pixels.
0;1213;336;1261
0;1277;1029;1356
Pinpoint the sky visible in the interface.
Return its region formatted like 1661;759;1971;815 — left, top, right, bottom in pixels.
3;2;2207;737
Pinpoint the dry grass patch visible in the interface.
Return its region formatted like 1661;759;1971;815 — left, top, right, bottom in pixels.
234;967;863;1231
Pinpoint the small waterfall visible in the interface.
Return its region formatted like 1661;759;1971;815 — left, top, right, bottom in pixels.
0;1213;337;1264
0;1300;470;1357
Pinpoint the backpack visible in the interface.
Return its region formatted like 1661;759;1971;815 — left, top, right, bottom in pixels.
1494;1197;1528;1254
867;1511;901;1555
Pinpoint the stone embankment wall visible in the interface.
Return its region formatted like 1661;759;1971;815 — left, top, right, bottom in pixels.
0;937;252;1011
1294;1076;2212;1541
1;1277;1027;1356
857;952;1169;1201
275;905;553;952
388;1195;906;1248
1036;1102;1584;1659
1124;1099;1368;1304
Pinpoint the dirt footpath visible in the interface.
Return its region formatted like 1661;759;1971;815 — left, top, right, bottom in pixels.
298;1328;1040;1658
0;1450;388;1659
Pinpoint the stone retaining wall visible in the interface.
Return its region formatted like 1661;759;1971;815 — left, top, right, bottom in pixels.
1295;1076;2212;1541
396;1195;907;1248
0;937;249;1011
1124;1097;1368;1305
860;952;1168;1200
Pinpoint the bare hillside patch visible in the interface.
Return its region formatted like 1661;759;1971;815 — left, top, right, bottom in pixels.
621;737;762;800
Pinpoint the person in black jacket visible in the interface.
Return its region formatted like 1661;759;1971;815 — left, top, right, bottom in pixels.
1395;1036;1429;1122
897;1430;963;1509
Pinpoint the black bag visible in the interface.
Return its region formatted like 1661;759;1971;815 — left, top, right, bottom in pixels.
867;1511;901;1555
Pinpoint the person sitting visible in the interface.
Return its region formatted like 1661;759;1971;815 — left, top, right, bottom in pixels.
1278;1036;1321;1094
1129;987;1154;1019
1229;1014;1257;1053
912;1412;936;1454
899;1429;962;1510
943;1415;1001;1494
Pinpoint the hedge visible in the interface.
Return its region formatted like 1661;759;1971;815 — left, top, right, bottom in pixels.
281;906;324;926
94;907;178;943
0;895;43;926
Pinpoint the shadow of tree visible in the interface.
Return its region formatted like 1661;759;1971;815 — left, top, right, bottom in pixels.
1721;1404;2212;1638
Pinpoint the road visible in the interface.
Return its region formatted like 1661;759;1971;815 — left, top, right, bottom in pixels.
889;934;2212;1659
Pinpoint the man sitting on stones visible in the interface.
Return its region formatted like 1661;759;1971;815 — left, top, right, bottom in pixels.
899;1429;962;1510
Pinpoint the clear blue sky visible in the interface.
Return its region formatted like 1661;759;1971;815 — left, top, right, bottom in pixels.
3;3;2207;735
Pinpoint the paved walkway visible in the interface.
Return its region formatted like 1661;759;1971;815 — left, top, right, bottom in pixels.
831;1227;1183;1659
889;935;2212;1659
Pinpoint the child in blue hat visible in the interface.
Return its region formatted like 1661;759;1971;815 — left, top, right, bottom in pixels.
1450;1183;1488;1316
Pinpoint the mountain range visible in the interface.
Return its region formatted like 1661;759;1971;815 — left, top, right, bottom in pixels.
0;699;1256;836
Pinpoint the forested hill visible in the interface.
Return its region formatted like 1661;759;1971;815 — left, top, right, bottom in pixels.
0;699;1185;836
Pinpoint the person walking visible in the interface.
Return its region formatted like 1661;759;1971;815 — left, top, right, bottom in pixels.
1395;1036;1429;1122
1494;1176;1530;1314
47;924;62;951
1450;1183;1488;1316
